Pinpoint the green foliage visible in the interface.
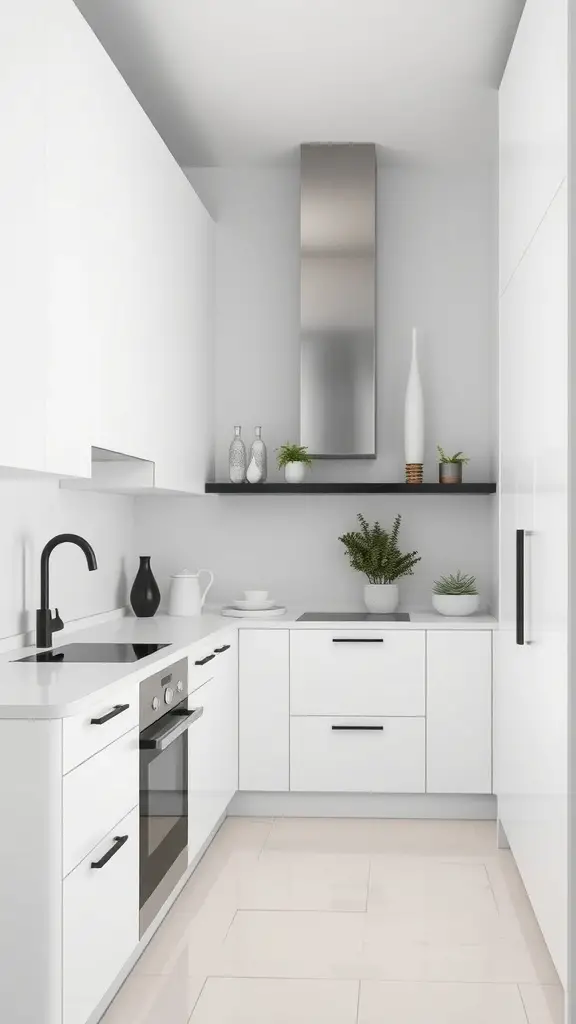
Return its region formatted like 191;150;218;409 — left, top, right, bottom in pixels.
433;571;478;596
437;446;470;465
338;513;421;585
276;443;313;468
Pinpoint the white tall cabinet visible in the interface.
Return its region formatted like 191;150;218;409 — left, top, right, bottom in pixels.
496;0;568;987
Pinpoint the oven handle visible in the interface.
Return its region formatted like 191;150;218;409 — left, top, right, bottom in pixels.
139;706;204;751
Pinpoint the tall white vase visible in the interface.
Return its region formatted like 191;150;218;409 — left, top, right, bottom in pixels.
404;328;424;472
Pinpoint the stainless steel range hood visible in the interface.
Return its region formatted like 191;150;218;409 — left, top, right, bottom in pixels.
300;143;376;458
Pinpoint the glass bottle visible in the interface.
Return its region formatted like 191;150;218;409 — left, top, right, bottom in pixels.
229;425;247;483
247;426;267;484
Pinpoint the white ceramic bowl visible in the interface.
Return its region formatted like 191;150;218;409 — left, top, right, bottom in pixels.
243;590;269;603
432;594;480;617
232;598;276;611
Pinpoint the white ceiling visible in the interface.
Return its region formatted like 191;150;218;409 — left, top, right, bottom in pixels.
74;0;525;166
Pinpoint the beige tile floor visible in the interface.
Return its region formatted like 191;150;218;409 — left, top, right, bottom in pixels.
100;817;564;1023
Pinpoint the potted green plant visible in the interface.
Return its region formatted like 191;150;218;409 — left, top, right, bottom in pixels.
276;442;313;483
437;446;470;484
339;513;421;613
432;570;479;616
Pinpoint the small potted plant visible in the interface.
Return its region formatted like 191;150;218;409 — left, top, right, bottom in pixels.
432;570;480;616
339;513;421;613
276;442;313;483
437;446;470;484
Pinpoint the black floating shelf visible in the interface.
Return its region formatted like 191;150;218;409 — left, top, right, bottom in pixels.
205;482;497;495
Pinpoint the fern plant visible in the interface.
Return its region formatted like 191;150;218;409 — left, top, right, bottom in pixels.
437;446;470;465
338;513;421;585
433;571;478;596
276;443;313;468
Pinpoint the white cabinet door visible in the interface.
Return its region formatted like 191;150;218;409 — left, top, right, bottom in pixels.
239;630;289;791
426;632;492;794
188;637;238;863
290;716;425;793
63;806;139;1024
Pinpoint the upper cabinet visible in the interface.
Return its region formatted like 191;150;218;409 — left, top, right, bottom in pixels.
499;0;567;293
0;0;213;492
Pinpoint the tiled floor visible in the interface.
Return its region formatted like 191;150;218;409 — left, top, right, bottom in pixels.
101;817;564;1023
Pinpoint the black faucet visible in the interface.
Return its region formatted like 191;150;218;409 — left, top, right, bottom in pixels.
36;534;98;648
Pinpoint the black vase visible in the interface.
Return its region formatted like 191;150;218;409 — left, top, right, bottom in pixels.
130;556;161;617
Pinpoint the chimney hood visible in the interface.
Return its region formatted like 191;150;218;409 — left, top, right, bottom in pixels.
300;143;376;458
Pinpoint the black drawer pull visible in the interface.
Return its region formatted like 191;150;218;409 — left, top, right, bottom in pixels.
214;645;231;654
332;638;384;644
91;834;128;869
91;703;130;725
331;725;384;731
195;653;216;666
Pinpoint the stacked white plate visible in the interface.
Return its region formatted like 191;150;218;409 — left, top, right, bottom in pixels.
221;594;286;618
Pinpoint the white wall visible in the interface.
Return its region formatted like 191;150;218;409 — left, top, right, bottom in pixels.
134;144;498;612
0;475;134;642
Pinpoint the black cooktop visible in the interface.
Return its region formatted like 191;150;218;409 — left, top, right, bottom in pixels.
14;642;172;664
297;612;410;622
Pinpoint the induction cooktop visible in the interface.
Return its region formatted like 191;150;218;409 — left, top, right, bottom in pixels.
14;642;172;664
297;612;410;622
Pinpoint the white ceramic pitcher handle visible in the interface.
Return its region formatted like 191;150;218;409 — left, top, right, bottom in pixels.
198;569;214;609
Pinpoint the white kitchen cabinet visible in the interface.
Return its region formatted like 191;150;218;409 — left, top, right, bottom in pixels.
239;630;290;791
426;632;492;795
63;806;139;1024
63;678;138;774
290;716;425;793
188;636;238;863
290;630;425;717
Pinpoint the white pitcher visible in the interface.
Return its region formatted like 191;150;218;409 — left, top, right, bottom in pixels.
168;569;214;617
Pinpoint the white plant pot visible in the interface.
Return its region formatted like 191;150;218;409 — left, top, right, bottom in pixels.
364;583;399;614
284;461;307;484
432;594;480;617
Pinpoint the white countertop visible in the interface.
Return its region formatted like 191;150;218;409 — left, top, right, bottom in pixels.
0;608;497;719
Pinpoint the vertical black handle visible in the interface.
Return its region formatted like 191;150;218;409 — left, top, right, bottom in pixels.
516;529;525;646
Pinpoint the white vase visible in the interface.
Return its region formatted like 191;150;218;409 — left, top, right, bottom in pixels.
364;583;399;613
432;594;480;617
246;455;262;484
404;327;424;466
284;461;307;483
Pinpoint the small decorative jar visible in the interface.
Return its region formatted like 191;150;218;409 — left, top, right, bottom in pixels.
229;426;247;483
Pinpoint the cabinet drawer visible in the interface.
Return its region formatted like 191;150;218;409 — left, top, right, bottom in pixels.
63;678;138;774
63;728;138;877
290;716;425;793
189;634;233;693
290;630;425;716
63;806;139;1024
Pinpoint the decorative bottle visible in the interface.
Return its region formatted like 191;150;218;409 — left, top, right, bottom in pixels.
229;425;247;483
130;556;161;617
404;327;424;484
247;426;267;484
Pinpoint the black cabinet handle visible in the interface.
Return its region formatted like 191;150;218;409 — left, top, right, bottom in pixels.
214;644;231;654
91;703;130;725
332;638;384;644
91;834;128;869
516;528;525;646
195;653;216;666
331;724;384;731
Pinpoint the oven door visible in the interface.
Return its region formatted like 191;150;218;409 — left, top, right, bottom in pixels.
139;697;203;935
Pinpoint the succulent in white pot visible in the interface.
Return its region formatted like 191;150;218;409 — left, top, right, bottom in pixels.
432;571;480;616
339;513;421;613
276;442;313;484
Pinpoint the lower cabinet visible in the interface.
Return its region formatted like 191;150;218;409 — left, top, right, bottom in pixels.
426;631;492;794
188;637;238;863
239;629;289;791
63;806;139;1024
290;716;425;793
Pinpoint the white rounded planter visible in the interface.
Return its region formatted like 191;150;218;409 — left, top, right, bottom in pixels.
364;583;399;614
432;594;480;617
284;461;307;484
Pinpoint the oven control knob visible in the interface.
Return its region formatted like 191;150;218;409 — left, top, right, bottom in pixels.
177;680;184;692
151;696;159;711
164;687;174;705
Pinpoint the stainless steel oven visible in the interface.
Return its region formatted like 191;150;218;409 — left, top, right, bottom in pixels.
139;658;202;936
